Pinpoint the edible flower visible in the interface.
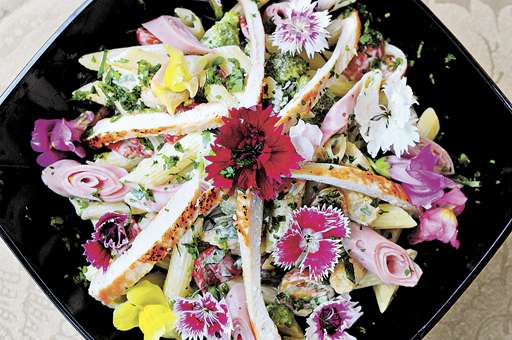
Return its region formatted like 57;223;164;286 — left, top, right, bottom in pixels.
192;246;241;292
174;292;232;340
410;207;460;249
113;280;177;340
305;295;362;340
205;105;302;200
269;0;331;58
83;212;140;271
273;206;350;279
387;145;457;208
289;119;323;161
433;187;467;215
41;159;130;202
31;111;95;167
163;45;192;92
409;187;467;249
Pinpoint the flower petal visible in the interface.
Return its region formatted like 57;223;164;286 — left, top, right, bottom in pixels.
300;239;341;279
410;207;460;249
113;302;140;331
127;280;168;307
83;240;111;271
139;304;176;340
273;225;304;269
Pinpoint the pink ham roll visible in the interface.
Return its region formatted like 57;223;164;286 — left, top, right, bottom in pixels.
142;16;210;55
343;224;423;287
225;282;256;340
320;80;363;145
42;159;130;202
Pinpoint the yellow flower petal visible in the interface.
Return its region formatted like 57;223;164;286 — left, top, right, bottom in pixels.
127;280;168;307
139;304;177;340
113;302;140;331
164;45;191;93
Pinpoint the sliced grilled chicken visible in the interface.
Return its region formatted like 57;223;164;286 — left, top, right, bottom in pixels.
88;177;222;305
238;0;265;108
290;162;418;215
236;191;281;340
86;103;228;148
276;11;361;131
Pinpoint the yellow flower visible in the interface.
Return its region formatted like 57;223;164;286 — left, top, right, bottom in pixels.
163;45;191;93
113;280;177;340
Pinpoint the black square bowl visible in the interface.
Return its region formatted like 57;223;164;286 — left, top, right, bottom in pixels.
0;0;511;339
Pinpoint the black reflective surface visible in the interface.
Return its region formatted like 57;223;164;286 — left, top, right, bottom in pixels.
0;0;511;339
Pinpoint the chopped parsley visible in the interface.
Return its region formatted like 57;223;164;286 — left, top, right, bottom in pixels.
71;90;91;101
445;53;456;68
183;236;202;259
174;142;184;153
50;216;64;228
454;175;481;188
429;73;435;85
137;60;161;87
161;155;180;170
359;19;383;48
458;153;470;166
131;185;155;202
225;58;246;92
417;41;424;59
97;50;109;79
220;166;236;179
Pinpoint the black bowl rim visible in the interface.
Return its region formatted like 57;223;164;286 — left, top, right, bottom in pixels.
0;1;511;339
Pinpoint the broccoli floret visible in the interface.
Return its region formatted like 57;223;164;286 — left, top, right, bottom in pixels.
267;303;304;338
201;12;240;48
266;53;308;85
306;91;338;125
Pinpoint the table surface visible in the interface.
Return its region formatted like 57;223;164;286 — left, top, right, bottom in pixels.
0;0;510;339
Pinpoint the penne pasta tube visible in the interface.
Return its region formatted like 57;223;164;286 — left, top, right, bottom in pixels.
370;204;418;229
163;218;204;300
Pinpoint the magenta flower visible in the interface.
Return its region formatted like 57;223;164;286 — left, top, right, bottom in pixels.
410;207;460;249
31;111;95;167
269;0;331;58
174;292;232;340
305;295;362;340
387;145;457;208
83;212;140;271
433;187;467;216
273;206;350;279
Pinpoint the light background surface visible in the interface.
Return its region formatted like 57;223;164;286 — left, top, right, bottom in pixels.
0;0;510;339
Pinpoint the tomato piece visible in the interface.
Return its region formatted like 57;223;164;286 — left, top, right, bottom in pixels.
136;27;161;45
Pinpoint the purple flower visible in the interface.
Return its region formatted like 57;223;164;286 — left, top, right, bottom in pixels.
83;212;140;271
410;207;460;249
387;145;457;208
31;111;95;167
305;295;362;340
269;0;331;58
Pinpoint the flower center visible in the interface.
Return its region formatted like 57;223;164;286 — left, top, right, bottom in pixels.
319;306;343;335
301;228;322;253
100;218;129;251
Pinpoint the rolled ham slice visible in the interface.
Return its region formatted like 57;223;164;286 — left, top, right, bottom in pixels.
142;16;210;55
238;0;266;108
343;224;422;287
276;11;361;131
85;104;228;148
236;191;281;340
42;159;130;202
320;78;363;145
226;282;256;340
